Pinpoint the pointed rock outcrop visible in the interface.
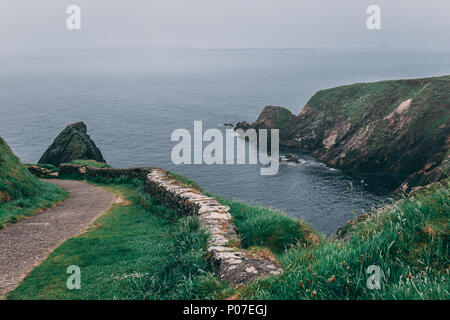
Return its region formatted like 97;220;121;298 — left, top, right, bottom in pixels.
39;122;105;167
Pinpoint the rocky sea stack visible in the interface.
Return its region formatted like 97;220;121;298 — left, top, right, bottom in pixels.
236;75;450;193
39;122;106;167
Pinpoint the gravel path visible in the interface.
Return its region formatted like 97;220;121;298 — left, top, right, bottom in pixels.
0;180;115;297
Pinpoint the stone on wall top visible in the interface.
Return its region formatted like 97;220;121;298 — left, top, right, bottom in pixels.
146;169;282;284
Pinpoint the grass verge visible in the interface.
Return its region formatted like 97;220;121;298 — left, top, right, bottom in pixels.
0;137;68;227
216;197;319;254
6;178;230;300
10;169;447;300
67;160;111;168
168;172;449;300
236;180;449;300
167;171;320;254
0;180;67;229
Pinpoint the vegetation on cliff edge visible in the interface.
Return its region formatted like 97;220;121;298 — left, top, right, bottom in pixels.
0;137;67;228
238;179;449;300
159;172;449;300
68;160;112;168
7;178;230;300
238;75;450;191
168;171;319;254
7;166;448;300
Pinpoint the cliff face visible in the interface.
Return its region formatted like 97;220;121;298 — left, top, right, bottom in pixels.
236;76;450;192
39;122;106;167
0;137;41;203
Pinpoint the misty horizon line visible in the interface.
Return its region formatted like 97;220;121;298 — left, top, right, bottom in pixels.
2;44;450;56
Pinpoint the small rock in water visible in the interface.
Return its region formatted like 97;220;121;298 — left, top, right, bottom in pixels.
285;153;300;163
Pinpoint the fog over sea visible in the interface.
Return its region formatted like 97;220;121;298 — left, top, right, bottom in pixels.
1;48;449;234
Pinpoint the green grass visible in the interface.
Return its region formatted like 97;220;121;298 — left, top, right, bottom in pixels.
7;169;448;300
0;181;67;229
0;137;68;228
215;197;319;254
304;76;450;160
270;107;296;131
237;179;449;300
0;137;42;202
308;76;449;126
168;171;319;253
6;179;230;300
67;160;111;168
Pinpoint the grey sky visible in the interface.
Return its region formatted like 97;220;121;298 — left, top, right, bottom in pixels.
1;0;449;52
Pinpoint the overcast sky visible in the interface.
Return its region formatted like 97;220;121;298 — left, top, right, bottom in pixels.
1;0;449;53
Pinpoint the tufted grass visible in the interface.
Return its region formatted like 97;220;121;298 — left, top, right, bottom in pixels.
237;179;449;300
0;137;67;228
67;160;112;168
215;197;320;254
168;172;449;300
0;181;67;229
9;167;447;300
6;179;230;300
167;171;319;253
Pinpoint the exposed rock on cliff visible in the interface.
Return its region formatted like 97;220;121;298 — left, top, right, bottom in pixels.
397;148;450;193
236;76;450;192
39;122;106;167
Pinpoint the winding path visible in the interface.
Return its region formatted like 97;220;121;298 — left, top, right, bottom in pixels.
0;180;115;297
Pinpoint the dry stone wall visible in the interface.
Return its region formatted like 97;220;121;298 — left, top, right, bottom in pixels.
58;164;282;284
59;164;155;180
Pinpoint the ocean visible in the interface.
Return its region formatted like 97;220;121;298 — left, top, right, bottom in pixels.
1;47;449;235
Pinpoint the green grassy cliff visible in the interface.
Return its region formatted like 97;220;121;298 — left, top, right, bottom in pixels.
237;75;450;192
238;178;449;300
0;137;67;227
0;137;42;203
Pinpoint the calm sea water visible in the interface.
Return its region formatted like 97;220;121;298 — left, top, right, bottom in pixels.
1;48;449;235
